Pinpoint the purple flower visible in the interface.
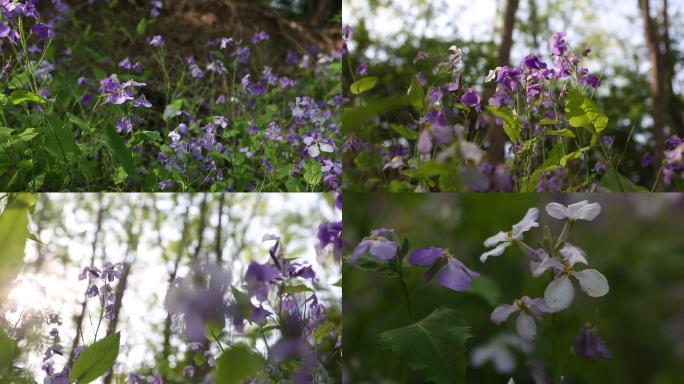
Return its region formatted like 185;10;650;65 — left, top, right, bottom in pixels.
572;325;612;361
408;247;479;292
356;62;368;76
495;66;522;92
115;117;133;134
132;95;152;108
252;31;269;44
31;23;51;40
461;87;481;111
78;266;101;280
602;135;614;149
148;35;163;47
0;21;10;38
350;228;397;263
550;32;568;56
521;54;547;70
245;262;281;301
318;221;342;262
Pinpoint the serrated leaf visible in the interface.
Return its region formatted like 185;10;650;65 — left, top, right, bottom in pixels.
565;89;608;133
214;344;263;384
70;332;120;384
350;76;378;95
380;308;471;384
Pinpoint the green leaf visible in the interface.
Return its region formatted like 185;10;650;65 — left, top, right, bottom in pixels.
390;123;419;140
105;125;137;179
544;128;575;138
559;146;591;167
380;308;471;384
8;90;47;105
214;344;263;384
284;284;313;294
350;76;378;95
599;171;648;192
303;159;322;187
565;89;608;133
0;328;18;376
0;194;33;301
486;106;521;142
70;332;120;384
407;77;425;111
16;128;40;142
403;161;448;179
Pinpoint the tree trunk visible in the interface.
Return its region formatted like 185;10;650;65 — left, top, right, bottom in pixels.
215;194;225;265
639;0;666;163
487;0;519;164
192;194;208;262
660;0;684;135
69;194;104;361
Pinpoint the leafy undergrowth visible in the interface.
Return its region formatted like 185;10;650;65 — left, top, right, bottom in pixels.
0;1;343;192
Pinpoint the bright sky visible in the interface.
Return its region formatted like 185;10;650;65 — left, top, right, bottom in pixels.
4;193;340;382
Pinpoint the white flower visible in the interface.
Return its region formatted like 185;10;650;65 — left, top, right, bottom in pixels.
491;296;549;341
304;137;334;158
534;243;609;312
383;156;405;171
481;208;539;262
545;200;601;221
470;333;531;374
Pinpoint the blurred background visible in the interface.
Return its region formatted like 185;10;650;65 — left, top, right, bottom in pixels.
0;193;341;383
343;193;684;383
343;0;684;187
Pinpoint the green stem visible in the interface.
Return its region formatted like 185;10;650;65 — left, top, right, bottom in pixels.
396;259;414;322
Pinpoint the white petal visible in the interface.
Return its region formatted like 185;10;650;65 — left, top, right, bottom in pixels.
544;276;575;312
511;208;539;238
459;141;484;164
307;145;320;158
480;242;510;262
484;231;509;247
470;344;495;367
491;348;516;374
507;379;515;384
303;136;314;145
545;202;568;220
560;243;588;267
571;269;609;297
572;201;601;221
319;142;335;153
516;312;537;341
532;256;563;277
491;304;518;324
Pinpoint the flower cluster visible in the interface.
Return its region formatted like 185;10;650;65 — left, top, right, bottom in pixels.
482;201;609;343
78;261;124;320
166;232;339;382
343;29;621;192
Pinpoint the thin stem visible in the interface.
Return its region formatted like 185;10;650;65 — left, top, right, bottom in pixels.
551;313;560;384
396;261;414;322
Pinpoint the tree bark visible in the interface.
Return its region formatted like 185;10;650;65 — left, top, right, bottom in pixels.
487;0;520;164
660;0;684;135
639;0;666;163
69;194;104;361
192;194;208;262
215;194;225;265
